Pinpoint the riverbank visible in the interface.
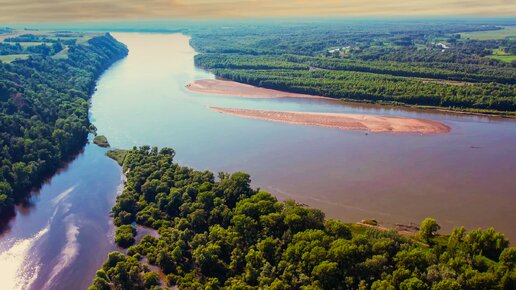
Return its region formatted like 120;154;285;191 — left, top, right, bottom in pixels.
210;107;450;134
0;31;128;290
92;32;516;245
186;79;331;99
188;79;516;119
91;147;515;290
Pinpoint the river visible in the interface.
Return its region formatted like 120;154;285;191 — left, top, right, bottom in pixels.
1;32;516;289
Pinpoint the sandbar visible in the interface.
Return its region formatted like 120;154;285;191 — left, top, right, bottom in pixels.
210;107;450;134
186;79;330;99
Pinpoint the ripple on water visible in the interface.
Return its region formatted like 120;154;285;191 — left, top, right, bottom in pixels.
0;226;48;290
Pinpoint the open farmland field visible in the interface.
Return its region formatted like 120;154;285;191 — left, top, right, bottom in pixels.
487;54;516;62
0;31;104;62
460;26;516;40
0;53;30;63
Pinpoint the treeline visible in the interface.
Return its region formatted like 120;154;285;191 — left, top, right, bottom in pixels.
196;53;516;85
283;55;516;85
0;42;65;57
4;33;58;43
195;54;309;71
190;21;516;113
353;39;513;63
188;21;502;56
206;67;515;112
90;147;516;290
0;33;128;215
0;43;24;55
194;54;516;111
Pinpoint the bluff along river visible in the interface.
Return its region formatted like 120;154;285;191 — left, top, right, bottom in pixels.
1;32;516;289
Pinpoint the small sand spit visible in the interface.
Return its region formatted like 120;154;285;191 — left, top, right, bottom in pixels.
186;79;329;99
210;107;450;134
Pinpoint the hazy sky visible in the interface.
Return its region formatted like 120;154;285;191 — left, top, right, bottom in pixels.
1;0;515;22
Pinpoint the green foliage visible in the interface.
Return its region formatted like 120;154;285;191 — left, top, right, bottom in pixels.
362;219;379;226
399;277;428;290
92;147;515;289
88;252;147;290
143;272;160;288
0;32;127;215
500;248;516;268
115;224;136;248
107;149;129;166
464;227;509;260
190;21;516;113
419;218;441;243
188;21;503;57
93;135;110;148
197;61;516;112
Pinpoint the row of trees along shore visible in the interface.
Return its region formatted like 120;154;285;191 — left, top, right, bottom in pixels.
90;147;516;290
190;22;516;113
0;33;128;216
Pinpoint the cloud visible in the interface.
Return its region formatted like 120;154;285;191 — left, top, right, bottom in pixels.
0;0;514;23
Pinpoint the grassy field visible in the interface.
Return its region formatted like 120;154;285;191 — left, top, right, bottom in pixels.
47;32;99;44
486;47;516;63
17;42;48;48
1;30;99;62
460;26;516;40
487;54;516;62
76;35;96;45
52;47;69;60
0;54;30;63
107;149;128;166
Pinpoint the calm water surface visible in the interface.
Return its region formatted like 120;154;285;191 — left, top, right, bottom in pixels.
1;32;516;289
93;33;516;238
0;142;121;290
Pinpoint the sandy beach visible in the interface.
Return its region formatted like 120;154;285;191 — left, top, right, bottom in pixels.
210;107;450;134
186;79;330;99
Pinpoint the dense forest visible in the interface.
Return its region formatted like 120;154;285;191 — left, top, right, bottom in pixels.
90;147;516;290
0;32;128;216
188;21;506;56
190;21;516;113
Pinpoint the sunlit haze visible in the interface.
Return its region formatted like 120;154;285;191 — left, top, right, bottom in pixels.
0;0;515;23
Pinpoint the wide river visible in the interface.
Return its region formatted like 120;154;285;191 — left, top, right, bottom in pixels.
1;33;516;289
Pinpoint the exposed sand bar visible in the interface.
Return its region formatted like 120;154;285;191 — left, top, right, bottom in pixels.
210;107;450;134
186;79;330;99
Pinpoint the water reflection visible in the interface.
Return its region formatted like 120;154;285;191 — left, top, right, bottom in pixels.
92;33;516;242
0;142;122;290
1;31;515;290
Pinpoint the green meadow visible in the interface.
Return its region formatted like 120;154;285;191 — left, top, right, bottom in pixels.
460;26;516;40
0;54;30;63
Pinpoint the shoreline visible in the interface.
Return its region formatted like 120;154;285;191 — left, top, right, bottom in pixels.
210;107;450;134
186;79;332;100
187;79;516;119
